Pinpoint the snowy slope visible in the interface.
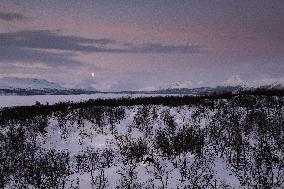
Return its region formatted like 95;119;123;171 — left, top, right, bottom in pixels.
159;81;195;90
0;77;99;95
0;77;65;90
154;77;284;95
222;75;284;89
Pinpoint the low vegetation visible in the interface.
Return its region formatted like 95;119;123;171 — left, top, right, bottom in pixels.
0;89;283;188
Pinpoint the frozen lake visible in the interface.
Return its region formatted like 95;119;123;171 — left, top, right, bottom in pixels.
0;93;183;108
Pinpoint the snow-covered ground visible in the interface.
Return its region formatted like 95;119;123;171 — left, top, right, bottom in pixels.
1;95;282;188
35;105;241;188
0;93;182;108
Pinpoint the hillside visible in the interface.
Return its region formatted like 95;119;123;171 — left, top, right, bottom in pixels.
0;77;98;95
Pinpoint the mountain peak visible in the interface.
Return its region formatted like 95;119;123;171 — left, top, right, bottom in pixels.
0;77;99;95
0;77;64;90
222;75;245;87
154;81;195;91
221;76;284;89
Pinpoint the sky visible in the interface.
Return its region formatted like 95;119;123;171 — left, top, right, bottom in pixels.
0;0;283;91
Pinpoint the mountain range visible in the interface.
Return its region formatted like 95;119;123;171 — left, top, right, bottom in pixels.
0;77;98;95
151;79;284;95
0;77;283;96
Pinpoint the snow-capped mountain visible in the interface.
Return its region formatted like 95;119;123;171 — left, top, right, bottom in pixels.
222;76;284;89
222;75;245;86
151;77;284;95
154;86;241;95
0;77;98;95
0;77;65;90
159;81;194;90
147;80;239;95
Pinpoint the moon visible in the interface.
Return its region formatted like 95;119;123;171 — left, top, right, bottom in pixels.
91;73;95;77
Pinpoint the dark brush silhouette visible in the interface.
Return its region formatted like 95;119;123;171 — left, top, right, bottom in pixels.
143;156;155;165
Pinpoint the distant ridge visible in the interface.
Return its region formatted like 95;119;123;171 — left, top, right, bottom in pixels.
140;77;284;95
123;82;284;96
0;77;98;95
152;84;284;95
1;77;283;96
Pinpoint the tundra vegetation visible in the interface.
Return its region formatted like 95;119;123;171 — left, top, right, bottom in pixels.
0;89;283;188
